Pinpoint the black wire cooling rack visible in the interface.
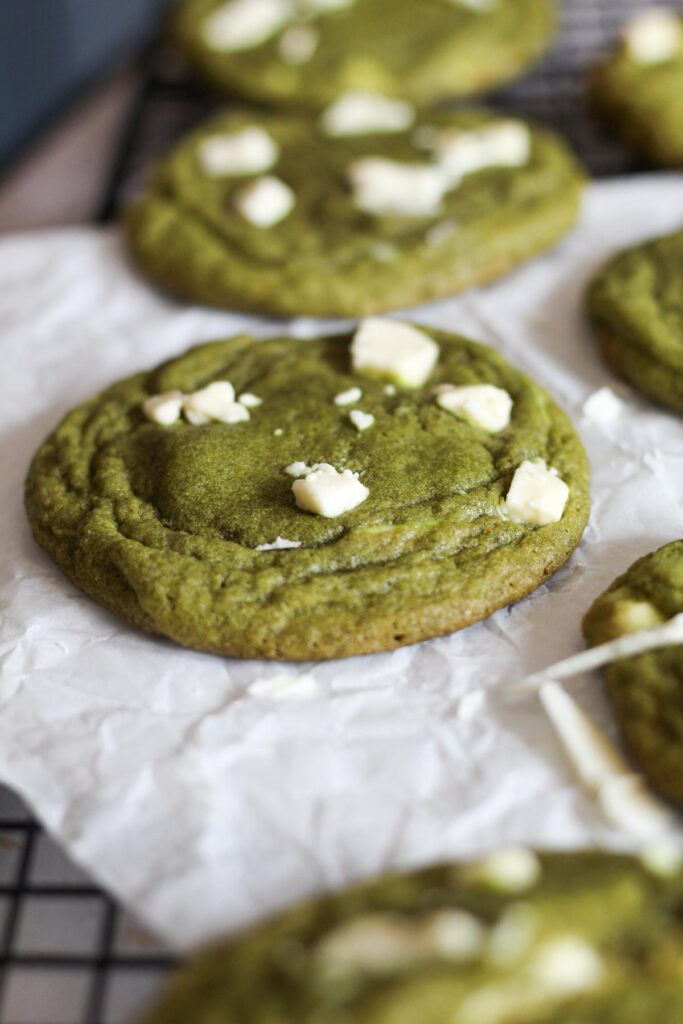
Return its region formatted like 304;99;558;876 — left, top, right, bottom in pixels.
1;1;681;1021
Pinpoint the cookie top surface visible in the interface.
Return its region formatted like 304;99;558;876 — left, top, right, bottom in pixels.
583;541;683;804
140;851;683;1024
127;107;584;317
590;11;683;167
25;324;589;661
587;229;683;412
170;0;556;108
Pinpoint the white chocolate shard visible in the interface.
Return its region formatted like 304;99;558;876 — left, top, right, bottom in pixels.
183;381;250;425
292;463;368;517
143;390;184;426
321;92;415;137
436;384;512;432
348;409;374;432
234;176;295;227
624;9;682;64
351;318;439;388
503;459;568;526
203;0;293;51
348;158;447;217
198;128;278;177
334;386;362;406
255;537;302;551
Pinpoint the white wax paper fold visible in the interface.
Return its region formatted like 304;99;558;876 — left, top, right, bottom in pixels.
1;176;682;952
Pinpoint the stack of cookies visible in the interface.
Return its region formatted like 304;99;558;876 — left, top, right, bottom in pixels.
22;3;683;1020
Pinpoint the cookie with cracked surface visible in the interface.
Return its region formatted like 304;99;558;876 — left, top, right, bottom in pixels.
25;323;589;661
126;106;584;318
583;541;683;805
590;9;683;168
170;0;556;109
139;850;683;1024
587;228;683;414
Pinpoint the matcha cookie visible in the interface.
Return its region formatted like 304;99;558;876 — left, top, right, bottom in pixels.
583;541;683;805
586;228;683;414
170;0;556;109
139;849;683;1024
126;107;584;318
590;9;683;167
25;321;589;661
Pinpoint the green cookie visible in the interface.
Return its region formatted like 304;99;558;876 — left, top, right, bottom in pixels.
139;850;683;1024
170;0;556;109
590;11;683;167
583;541;683;805
126;107;584;318
25;324;589;661
586;228;683;415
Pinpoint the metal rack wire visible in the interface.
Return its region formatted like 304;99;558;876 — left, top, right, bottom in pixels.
1;0;680;1020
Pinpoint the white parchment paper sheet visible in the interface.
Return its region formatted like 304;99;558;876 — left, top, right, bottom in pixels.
1;176;682;951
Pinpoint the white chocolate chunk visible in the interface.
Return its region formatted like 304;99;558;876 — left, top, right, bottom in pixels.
471;848;541;893
348;158;447;217
237;392;263;408
334;386;362;406
234;176;295;227
284;461;312;477
436;384;512;432
255;536;302;551
183;381;250;425
348;409;374;432
503;459;569;526
292;463;368;517
530;936;604;995
611;599;665;636
624;9;682;64
203;0;293;51
317;909;485;976
198;128;278;177
640;842;683;877
384;384;397;395
278;24;319;63
425;121;531;187
540;682;673;838
582;386;623;424
143;390;184;426
274;427;284;436
321;92;415;137
351;318;439;387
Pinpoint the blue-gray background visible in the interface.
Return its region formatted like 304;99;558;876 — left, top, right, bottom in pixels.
0;0;174;168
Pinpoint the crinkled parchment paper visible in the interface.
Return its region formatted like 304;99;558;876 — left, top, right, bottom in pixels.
1;176;682;951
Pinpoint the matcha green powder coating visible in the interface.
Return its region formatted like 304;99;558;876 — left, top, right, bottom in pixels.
139;852;683;1024
583;541;683;804
25;327;589;660
171;0;556;108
